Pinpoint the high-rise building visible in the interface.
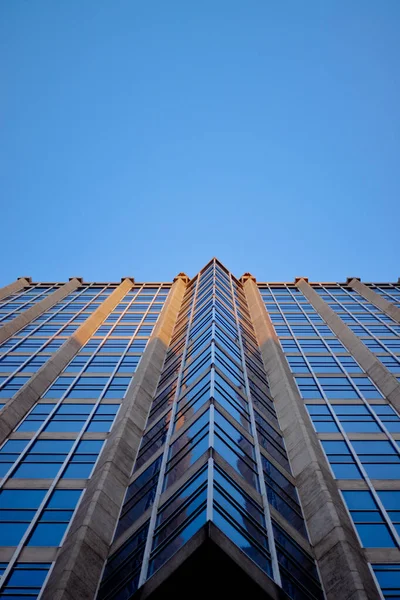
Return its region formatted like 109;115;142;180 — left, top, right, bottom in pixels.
0;259;399;600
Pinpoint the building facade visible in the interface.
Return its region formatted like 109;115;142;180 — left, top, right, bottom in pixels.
0;260;399;599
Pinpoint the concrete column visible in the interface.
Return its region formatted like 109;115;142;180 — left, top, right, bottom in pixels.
0;279;134;447
0;279;81;345
296;278;400;413
348;278;400;324
41;274;188;600
241;275;379;600
0;277;31;302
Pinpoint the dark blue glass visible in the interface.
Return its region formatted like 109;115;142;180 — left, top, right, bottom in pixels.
148;509;206;576
28;523;68;546
213;509;272;577
356;524;395;547
0;522;30;545
0;489;46;508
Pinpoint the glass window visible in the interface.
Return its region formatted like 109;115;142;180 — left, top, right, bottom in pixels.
254;410;289;470
12;440;74;479
273;521;323;600
16;404;56;432
337;356;363;373
84;356;120;373
28;489;83;546
342;490;396;547
373;564;400;599
352;440;400;480
149;491;206;577
0;376;31;398
214;410;258;490
165;411;209;490
0;562;51;598
306;404;339;433
213;474;272;577
176;373;211;429
317;376;360;399
332;404;382;433
0;489;46;545
307;356;341;373
321;440;361;479
66;376;109;399
280;340;299;352
295;377;323;399
63;440;104;479
262;455;306;536
213;372;250;430
117;457;162;539
351;376;383;399
43;377;75;398
0;439;29;477
372;404;400;433
103;377;132;399
287;356;310;374
377;491;400;535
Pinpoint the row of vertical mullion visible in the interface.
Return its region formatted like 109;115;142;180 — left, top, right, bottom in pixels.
227;274;282;587
0;284;118;489
0;284;59;323
0;283;152;591
138;275;200;586
0;284;101;389
0;284;44;314
373;285;400;306
0;282;157;574
269;285;388;406
207;296;216;521
328;285;399;334
290;289;400;548
271;286;400;550
277;285;400;438
319;285;400;355
0;283;167;591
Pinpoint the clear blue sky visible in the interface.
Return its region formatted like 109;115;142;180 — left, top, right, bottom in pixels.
1;1;399;284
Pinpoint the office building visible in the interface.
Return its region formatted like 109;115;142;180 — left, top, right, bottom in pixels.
0;259;399;599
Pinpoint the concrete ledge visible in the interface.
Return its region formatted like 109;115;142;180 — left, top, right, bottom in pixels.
365;547;400;563
0;278;30;301
242;278;379;600
0;278;81;345
348;278;400;324
41;278;187;600
296;278;400;415
0;279;134;447
0;546;59;563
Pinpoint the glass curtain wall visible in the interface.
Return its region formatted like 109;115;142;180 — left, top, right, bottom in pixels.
259;282;400;600
0;283;170;598
99;262;323;600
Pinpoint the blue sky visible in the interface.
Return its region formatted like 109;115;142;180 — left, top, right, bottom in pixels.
1;1;399;284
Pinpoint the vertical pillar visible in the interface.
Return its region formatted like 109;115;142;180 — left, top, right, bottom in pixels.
296;278;400;413
41;274;188;600
0;277;30;301
241;274;379;600
0;279;134;446
0;278;81;345
347;278;400;324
